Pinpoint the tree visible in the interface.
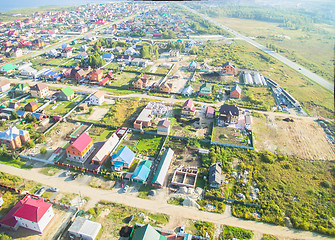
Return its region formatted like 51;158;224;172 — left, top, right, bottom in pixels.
11;110;18;120
36;134;45;144
155;46;159;59
0;234;12;240
140;45;151;59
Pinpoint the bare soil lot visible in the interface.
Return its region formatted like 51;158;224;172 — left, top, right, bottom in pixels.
88;107;110;121
253;114;335;160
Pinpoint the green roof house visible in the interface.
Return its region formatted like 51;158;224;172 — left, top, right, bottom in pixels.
131;224;167;240
14;83;30;94
58;86;74;100
0;63;18;74
199;83;212;96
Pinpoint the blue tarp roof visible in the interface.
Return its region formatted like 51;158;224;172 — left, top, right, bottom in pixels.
44;69;56;76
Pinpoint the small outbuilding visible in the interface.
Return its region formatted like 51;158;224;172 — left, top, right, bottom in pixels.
68;217;101;240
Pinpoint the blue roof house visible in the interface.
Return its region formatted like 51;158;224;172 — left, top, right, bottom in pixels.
111;146;135;171
131;160;152;183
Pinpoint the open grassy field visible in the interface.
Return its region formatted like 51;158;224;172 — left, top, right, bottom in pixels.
101;99;147;127
236;86;276;111
43;96;83;116
109;72;139;88
197;40;334;118
212;126;251;147
213;17;334;83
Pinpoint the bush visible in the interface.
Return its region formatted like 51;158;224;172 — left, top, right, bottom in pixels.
40;147;47;154
261;151;276;163
320;180;331;188
221;225;253;240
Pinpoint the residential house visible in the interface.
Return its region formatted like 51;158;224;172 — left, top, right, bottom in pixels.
206;106;215;118
88;69;103;82
124;47;139;57
10;48;22;58
111;146;135;171
66;132;94;163
181;99;196;117
25;101;38;112
0;196;54;233
68;217;101;240
8;102;19;109
181;85;193;97
32;39;45;48
76;52;88;59
20;66;38;78
91;133;119;165
47;49;58;58
157;120;170;135
230;84;242;99
30;83;49;98
133;75;149;89
130;224;167;240
58;86;75;100
188;61;197;70
61;47;73;58
0;79;11;92
131;160;152;183
152;148;174;187
199;83;212;96
209;163;223;188
115;54;131;63
130;58;148;67
75;69;87;80
221;62;236;75
218;104;239;123
0;63;18;74
169;50;179;57
78;103;88;110
31;113;44;121
159;81;172;93
0;126;30;150
102;53;114;61
86;91;104;106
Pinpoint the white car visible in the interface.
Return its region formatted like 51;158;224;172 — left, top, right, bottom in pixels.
180;225;185;233
49;187;59;192
123;185;129;193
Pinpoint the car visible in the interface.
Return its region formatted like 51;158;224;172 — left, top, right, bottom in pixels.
180;225;185;233
65;170;71;176
122;185;129;193
48;187;59;192
34;187;45;196
72;173;79;180
126;215;134;223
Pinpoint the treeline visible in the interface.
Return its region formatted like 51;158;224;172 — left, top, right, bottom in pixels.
189;4;334;33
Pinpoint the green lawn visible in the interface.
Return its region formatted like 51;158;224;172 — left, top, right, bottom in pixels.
0;156;32;170
108;72;140;87
47;58;67;65
89;128;115;142
43;95;83;116
212;126;251;147
39;165;60;176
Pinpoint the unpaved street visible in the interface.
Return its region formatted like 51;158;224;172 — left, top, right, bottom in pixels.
0;163;332;240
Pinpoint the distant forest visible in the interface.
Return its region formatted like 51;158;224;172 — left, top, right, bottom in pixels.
189;3;334;33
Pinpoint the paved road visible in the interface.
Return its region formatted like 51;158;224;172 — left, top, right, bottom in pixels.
0;164;332;240
182;5;334;93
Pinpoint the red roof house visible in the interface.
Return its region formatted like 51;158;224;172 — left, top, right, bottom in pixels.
181;99;196;117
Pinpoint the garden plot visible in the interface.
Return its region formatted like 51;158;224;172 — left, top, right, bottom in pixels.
212;126;251;147
88;127;116;142
43;95;84;116
115;132;164;158
169;107;213;139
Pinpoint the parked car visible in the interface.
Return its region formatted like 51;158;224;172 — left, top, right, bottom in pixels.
123;185;129;193
72;173;79;180
65;170;71;176
34;187;45;196
180;225;185;234
48;187;59;192
126;215;134;223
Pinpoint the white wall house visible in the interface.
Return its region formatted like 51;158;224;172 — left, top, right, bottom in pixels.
86;91;104;106
13;198;54;233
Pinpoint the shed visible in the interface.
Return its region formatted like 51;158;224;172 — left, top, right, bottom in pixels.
152;148;174;187
68;217;101;240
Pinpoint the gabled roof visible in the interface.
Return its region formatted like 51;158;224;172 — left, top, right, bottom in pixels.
131;224;167;240
219;104;239;116
0;126;29;141
92;91;104;99
31;83;48;91
231;84;242;94
200;83;212;92
182;99;195;112
92;133;119;163
13;198;52;223
26;101;38;107
152;148;174;186
112;146;135;165
209;163;222;185
131;160;152;182
61;86;74;97
222;61;235;68
1;63;18;72
70;132;93;153
0;79;10;87
206;106;214;115
157;120;170;128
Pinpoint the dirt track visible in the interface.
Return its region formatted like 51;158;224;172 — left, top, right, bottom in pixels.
253;113;335;160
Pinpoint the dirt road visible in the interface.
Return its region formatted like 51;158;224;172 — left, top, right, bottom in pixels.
0;164;332;240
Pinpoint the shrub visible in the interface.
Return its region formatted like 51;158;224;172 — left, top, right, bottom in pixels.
320;180;331;188
40;147;47;154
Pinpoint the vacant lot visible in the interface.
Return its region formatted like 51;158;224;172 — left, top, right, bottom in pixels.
213;126;251;147
109;72;139;88
253;113;335;160
43;96;83;116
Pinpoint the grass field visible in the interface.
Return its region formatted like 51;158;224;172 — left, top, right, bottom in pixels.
109;72;139;87
43;96;83;116
212;126;251;146
88;128;115;142
213;17;334;83
101;99;147;127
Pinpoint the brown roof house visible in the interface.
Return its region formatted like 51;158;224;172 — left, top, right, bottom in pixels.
221;62;237;75
88;69;103;82
133;75;149;89
157;120;170;135
30;83;49;98
159;81;173;93
25;101;38;112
